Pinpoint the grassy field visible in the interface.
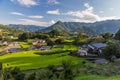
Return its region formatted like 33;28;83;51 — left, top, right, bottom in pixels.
19;42;31;48
74;74;106;80
0;50;85;71
74;74;120;80
63;44;77;51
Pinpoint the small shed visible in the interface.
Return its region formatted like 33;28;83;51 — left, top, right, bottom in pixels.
78;49;88;56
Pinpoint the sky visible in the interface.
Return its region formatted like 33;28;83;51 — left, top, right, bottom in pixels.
0;0;120;26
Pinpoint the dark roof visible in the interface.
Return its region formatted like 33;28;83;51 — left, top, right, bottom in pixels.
89;43;107;49
9;48;18;52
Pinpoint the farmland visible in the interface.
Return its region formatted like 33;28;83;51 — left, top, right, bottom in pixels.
0;46;84;70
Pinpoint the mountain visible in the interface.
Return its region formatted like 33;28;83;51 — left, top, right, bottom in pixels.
8;24;46;32
0;24;23;37
7;20;120;35
41;20;120;35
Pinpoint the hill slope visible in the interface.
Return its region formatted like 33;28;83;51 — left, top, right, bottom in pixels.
0;24;23;36
7;20;120;35
8;24;46;32
41;20;120;35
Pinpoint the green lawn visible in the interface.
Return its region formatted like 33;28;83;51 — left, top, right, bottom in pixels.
74;74;120;80
74;74;106;80
63;44;78;51
19;42;31;48
0;50;85;71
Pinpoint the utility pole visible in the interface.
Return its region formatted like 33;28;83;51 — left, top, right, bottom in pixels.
0;62;3;80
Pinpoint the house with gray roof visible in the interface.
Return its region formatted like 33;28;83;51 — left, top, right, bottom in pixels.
88;43;107;50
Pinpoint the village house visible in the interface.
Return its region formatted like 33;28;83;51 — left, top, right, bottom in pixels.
2;42;21;53
32;40;46;47
78;43;107;56
87;43;107;50
0;41;8;46
87;43;107;54
78;49;88;56
8;42;21;47
78;47;88;56
3;41;8;46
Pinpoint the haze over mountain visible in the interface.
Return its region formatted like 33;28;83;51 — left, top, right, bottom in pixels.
8;24;46;32
43;20;120;35
7;19;120;35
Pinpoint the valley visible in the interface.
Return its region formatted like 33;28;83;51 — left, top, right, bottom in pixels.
1;0;120;79
0;23;120;80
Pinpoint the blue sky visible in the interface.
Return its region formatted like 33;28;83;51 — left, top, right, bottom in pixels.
0;0;120;26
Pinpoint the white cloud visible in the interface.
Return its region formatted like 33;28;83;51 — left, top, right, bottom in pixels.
99;11;104;13
100;16;118;21
50;20;56;24
47;9;60;15
10;12;24;16
11;0;39;7
18;19;55;26
28;15;43;19
47;0;59;4
64;3;117;23
10;12;44;19
110;8;114;11
84;3;93;12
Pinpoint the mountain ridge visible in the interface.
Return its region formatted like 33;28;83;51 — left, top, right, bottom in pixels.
8;24;46;32
7;19;120;35
41;20;120;35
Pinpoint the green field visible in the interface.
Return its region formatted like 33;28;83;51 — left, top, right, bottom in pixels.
74;74;120;80
19;42;31;48
0;50;85;71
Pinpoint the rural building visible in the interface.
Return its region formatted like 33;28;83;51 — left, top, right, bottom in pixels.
79;43;107;56
9;48;19;53
3;41;8;46
78;49;88;56
87;43;107;50
32;40;46;47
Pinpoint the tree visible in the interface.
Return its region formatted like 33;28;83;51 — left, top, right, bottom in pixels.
61;60;74;80
3;67;25;80
75;33;89;45
49;30;60;37
103;43;120;61
55;38;64;44
46;38;55;46
14;72;25;80
27;72;36;80
115;29;120;40
18;32;29;41
101;32;113;39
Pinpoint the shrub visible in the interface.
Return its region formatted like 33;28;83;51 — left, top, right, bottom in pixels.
103;43;120;61
34;50;68;55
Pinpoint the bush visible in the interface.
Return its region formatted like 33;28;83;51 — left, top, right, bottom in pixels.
3;67;25;80
34;50;68;55
103;43;120;61
27;72;36;80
